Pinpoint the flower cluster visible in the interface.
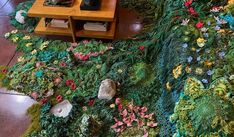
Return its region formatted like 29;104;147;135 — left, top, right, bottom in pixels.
66;79;77;90
71;40;114;61
111;98;157;136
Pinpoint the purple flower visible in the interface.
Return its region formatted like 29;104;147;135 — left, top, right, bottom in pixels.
187;56;193;63
207;70;214;76
214;25;221;31
202;79;209;84
219;51;225;58
197;56;201;61
207;21;211;26
182;43;188;48
203;33;209;38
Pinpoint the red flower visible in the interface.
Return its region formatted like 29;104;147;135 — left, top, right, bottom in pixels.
138;45;145;51
56;95;63;102
40;98;47;104
187;7;197;15
88;99;95;106
82;55;89;61
1;69;8;74
196;22;204;29
59;61;66;67
71;83;77;90
184;0;192;7
66;79;74;86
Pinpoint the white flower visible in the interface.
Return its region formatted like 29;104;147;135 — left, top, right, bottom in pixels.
181;18;190;26
214;16;227;25
11;29;18;34
201;27;208;32
4;32;10;38
31;50;37;55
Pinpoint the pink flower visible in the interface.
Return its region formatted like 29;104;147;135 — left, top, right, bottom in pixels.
74;52;80;59
70;42;78;47
196;22;204;29
83;40;90;44
54;77;62;85
138;45;145;51
143;128;149;137
137;119;144;127
141;106;148;113
118;104;123;111
99;50;105;55
144;113;154;120
121;109;128;117
184;0;192;7
59;61;67;67
31;92;38;99
1;69;8;74
115;98;121;105
36;62;43;68
147;122;158;127
56;95;63;102
82;55;89;61
40;98;47;104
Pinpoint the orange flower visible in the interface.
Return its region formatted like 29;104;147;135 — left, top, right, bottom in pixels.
173;65;183;79
204;60;213;67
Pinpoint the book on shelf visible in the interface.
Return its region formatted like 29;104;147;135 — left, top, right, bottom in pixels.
83;22;108;31
45;18;69;28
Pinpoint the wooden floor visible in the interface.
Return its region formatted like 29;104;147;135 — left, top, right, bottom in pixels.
0;0;143;137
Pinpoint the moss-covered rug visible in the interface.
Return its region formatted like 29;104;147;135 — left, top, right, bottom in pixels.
1;0;234;136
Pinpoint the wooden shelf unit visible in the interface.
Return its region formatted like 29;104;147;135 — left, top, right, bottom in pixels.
28;0;118;42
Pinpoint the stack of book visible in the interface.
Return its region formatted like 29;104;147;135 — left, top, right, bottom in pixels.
46;19;69;28
84;22;108;31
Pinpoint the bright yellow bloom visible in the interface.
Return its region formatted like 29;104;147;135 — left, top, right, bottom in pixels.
18;57;25;62
25;43;33;47
166;82;172;91
12;37;19;43
173;64;182;79
218;29;225;33
197;38;206;48
110;104;115;108
23;36;31;40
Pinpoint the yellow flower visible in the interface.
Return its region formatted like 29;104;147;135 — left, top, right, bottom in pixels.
53;60;58;64
11;29;18;34
25;43;33;47
31;50;37;55
173;64;182;79
110;104;115;108
12;37;19;43
23;36;31;40
197;38;206;48
96;64;102;69
18;57;25;62
195;68;203;75
185;66;192;73
218;29;225;33
228;0;234;5
166;82;172;91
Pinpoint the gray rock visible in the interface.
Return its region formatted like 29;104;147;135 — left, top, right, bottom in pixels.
98;79;116;100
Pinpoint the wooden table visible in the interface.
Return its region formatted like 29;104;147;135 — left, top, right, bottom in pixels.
28;0;117;42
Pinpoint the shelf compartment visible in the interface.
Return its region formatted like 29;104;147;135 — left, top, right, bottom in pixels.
75;17;116;39
35;18;72;36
